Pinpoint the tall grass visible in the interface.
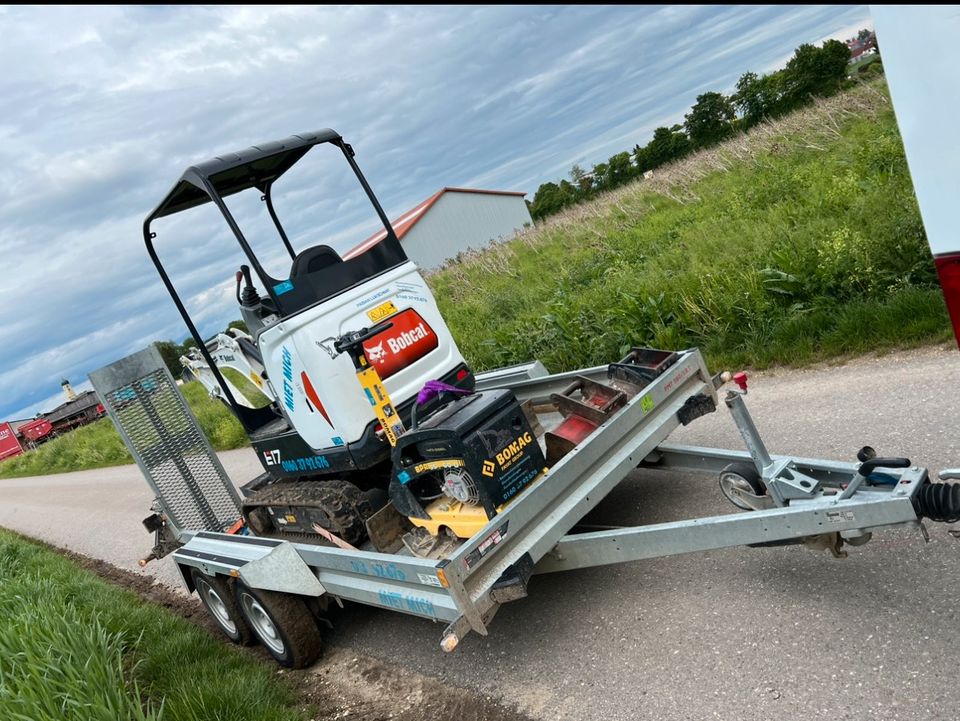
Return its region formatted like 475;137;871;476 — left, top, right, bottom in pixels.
428;80;952;374
0;529;306;720
0;382;249;479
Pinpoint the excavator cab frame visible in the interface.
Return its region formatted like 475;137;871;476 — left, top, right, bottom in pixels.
142;130;408;434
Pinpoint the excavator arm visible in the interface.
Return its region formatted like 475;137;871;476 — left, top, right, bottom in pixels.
181;329;275;410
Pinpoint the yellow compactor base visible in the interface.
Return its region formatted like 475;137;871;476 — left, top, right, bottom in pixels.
410;498;502;539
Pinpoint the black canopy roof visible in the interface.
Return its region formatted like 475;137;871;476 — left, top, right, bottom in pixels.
147;129;342;220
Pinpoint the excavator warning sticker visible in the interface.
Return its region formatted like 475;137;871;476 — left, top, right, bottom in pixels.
367;299;398;323
463;521;510;570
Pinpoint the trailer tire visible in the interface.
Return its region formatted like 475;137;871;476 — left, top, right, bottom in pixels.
234;583;323;668
191;569;254;646
719;462;766;510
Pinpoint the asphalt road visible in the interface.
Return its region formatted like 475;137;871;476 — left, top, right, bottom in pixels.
2;345;960;720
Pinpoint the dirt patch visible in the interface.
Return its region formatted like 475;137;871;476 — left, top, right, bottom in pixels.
286;645;533;721
41;540;533;721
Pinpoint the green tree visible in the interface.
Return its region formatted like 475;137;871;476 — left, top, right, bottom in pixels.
591;151;636;191
529;181;577;220
154;340;187;377
684;92;736;148
606;151;635;187
226;319;249;335
570;164;593;195
645;125;691;169
632;144;649;173
782;41;851;107
734;71;784;126
592;162;608;190
820;39;852;83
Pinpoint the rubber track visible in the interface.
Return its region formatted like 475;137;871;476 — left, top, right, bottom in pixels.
242;480;374;544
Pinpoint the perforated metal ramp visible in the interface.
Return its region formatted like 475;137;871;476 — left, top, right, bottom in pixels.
90;345;241;534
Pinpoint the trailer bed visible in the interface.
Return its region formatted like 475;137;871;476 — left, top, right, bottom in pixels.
148;348;926;651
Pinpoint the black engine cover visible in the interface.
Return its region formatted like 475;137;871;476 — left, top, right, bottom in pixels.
390;389;545;520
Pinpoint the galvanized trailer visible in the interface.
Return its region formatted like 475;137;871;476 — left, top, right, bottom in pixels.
91;345;940;662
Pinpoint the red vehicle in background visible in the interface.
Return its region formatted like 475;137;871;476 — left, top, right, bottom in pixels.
0;422;24;462
19;418;54;446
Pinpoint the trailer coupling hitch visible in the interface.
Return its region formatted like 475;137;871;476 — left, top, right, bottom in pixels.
913;472;960;525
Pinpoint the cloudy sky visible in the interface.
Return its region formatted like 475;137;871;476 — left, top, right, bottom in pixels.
0;5;872;420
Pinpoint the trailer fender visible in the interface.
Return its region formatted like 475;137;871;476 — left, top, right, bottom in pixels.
239;542;325;597
173;532;325;597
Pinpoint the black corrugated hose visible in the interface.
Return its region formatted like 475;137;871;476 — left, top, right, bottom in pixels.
914;482;960;523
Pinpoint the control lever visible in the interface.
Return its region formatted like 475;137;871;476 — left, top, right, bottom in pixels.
331;322;404;446
857;455;911;477
235;270;244;304
238;265;260;306
839;447;911;500
333;321;394;357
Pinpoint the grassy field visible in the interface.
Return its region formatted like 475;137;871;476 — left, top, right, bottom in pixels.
0;528;307;721
0;382;248;479
428;80;952;374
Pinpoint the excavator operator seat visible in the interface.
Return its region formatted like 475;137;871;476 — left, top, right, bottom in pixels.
290;245;343;278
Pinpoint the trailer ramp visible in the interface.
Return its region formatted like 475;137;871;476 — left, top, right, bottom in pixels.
90;345;241;537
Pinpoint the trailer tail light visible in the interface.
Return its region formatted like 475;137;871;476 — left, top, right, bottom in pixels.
935;254;960;349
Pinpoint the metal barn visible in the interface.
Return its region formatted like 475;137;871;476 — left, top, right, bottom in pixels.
346;187;532;270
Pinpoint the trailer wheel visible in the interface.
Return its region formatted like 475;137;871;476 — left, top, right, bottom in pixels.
191;569;254;646
719;462;766;510
234;583;323;668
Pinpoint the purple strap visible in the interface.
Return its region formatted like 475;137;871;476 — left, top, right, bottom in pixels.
416;379;473;406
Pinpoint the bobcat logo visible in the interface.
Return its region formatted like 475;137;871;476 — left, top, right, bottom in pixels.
367;341;387;364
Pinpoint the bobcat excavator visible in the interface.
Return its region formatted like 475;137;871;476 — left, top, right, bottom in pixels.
144;130;540;547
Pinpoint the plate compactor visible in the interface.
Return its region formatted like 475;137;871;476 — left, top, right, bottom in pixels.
143;130;560;552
